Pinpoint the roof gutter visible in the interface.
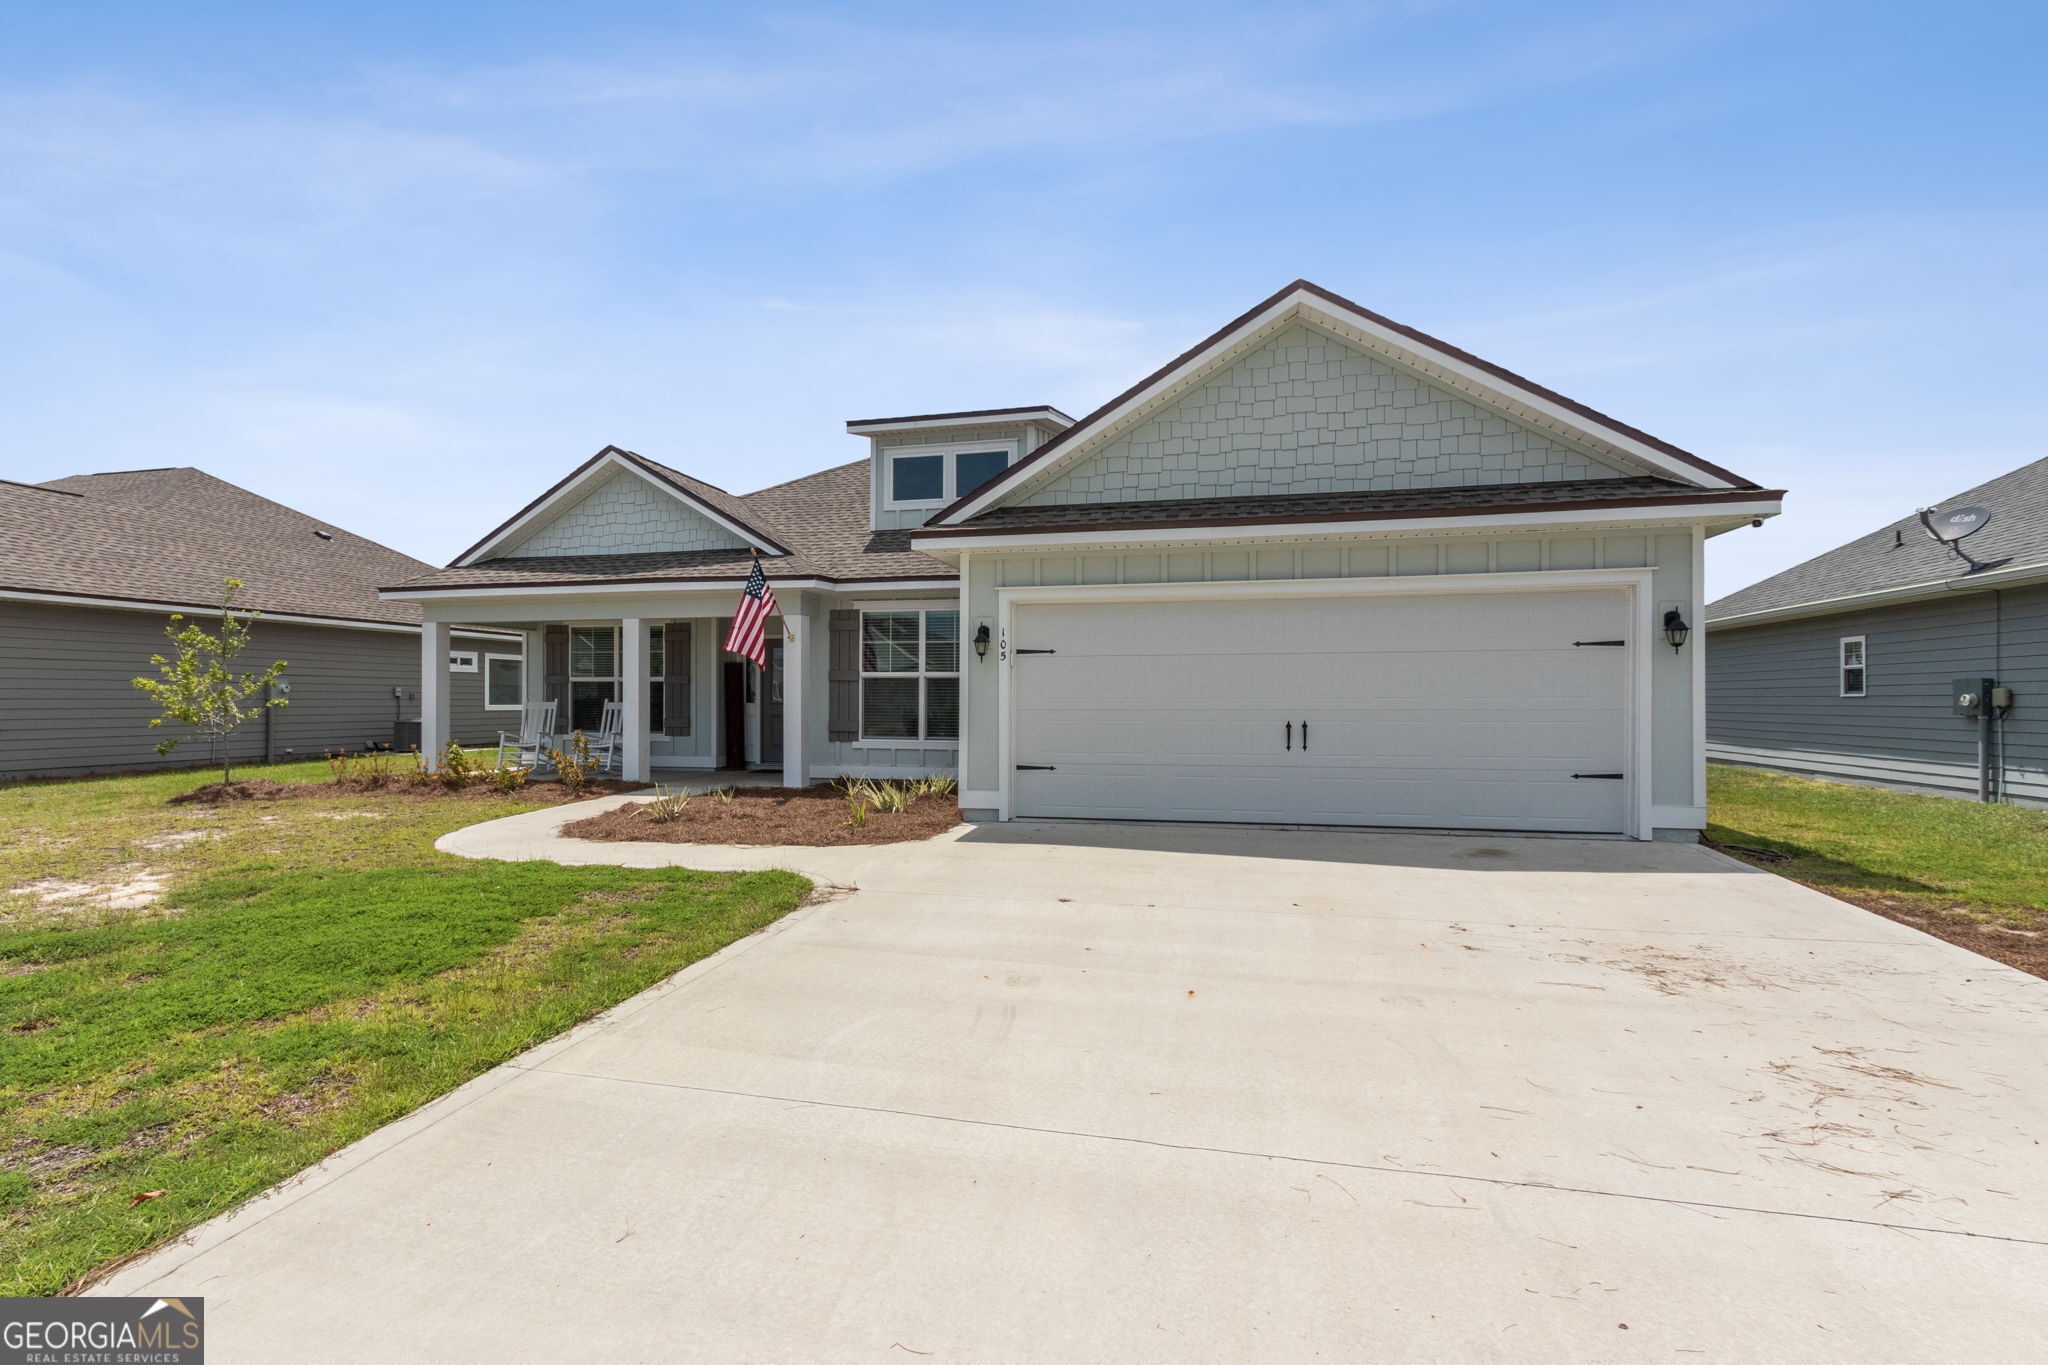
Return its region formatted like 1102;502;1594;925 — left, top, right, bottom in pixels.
1707;557;2048;630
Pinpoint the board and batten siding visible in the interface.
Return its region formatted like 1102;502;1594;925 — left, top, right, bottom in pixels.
959;529;1705;827
0;598;510;780
1706;584;2048;806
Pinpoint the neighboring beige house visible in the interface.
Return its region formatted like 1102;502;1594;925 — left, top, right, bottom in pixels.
385;281;1782;839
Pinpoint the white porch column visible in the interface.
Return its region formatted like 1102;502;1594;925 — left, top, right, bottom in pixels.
782;610;810;787
620;616;650;783
419;619;451;769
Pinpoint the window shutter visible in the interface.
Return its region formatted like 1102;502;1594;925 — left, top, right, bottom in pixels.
662;622;692;736
543;624;570;720
828;609;859;742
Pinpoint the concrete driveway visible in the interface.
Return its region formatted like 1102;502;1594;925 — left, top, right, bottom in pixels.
96;805;2048;1361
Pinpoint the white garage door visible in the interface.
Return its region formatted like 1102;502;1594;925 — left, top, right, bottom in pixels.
1009;588;1633;833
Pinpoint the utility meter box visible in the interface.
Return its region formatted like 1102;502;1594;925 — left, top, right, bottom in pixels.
1952;678;1995;717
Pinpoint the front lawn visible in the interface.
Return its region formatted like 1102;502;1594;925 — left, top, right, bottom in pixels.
1707;764;2048;975
0;758;809;1295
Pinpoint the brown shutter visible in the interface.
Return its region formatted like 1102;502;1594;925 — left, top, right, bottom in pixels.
543;624;570;721
828;609;859;742
662;622;692;736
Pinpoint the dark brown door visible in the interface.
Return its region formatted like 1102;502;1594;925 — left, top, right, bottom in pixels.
760;642;784;767
721;662;747;769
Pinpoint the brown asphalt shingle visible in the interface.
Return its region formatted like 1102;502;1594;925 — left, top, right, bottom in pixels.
8;468;430;625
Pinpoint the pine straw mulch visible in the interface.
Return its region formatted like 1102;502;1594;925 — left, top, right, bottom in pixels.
168;775;649;806
562;786;961;847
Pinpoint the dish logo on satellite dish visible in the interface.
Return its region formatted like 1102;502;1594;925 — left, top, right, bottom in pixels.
1921;506;1992;542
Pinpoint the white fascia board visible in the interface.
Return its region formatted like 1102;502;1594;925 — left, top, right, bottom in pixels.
455;451;781;566
913;501;1781;556
940;289;1738;525
1706;558;2048;631
0;587;422;634
381;576;959;601
847;409;1073;436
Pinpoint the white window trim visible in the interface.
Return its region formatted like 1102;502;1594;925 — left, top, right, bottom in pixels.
449;650;479;672
858;606;961;743
482;653;525;710
1839;635;1867;697
880;440;1021;511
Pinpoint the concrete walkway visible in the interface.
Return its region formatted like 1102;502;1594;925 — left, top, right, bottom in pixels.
95;799;2048;1361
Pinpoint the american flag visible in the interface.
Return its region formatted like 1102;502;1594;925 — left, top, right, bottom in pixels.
723;555;778;670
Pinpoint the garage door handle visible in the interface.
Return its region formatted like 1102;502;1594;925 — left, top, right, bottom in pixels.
1285;721;1292;750
1572;772;1625;780
1016;764;1056;771
1301;720;1309;751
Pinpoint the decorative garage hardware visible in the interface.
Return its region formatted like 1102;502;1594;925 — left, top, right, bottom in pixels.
1573;639;1625;647
1285;721;1291;750
1571;772;1625;780
1662;609;1691;653
1014;648;1057;655
1284;721;1311;750
1015;764;1057;771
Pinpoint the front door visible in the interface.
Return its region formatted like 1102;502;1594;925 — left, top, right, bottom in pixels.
760;641;785;767
721;662;747;769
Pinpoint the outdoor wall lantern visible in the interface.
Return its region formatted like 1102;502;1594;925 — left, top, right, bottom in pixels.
973;624;992;659
1662;609;1692;653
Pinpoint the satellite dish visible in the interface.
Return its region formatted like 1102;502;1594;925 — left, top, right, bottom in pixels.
1921;506;1992;542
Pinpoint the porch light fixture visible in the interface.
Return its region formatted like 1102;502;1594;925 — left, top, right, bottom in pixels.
973;623;991;659
1662;609;1691;653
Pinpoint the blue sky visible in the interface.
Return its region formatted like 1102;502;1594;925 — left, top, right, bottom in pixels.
2;1;2041;594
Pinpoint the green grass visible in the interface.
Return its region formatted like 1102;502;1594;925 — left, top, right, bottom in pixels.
0;757;809;1295
1707;764;2048;925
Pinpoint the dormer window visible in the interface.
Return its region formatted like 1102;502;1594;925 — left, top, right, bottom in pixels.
883;441;1019;510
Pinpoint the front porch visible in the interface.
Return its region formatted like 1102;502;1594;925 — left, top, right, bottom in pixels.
416;607;813;786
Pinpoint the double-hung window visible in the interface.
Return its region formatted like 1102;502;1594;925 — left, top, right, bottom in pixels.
882;442;1018;510
568;626;618;730
568;625;668;730
484;654;524;710
859;609;959;742
1839;636;1867;697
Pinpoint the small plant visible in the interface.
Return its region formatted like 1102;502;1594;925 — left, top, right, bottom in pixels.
711;786;737;805
435;741;488;790
872;781;911;814
488;761;531;793
545;731;596;795
844;796;870;828
922;774;958;798
131;578;288;785
643;785;692;822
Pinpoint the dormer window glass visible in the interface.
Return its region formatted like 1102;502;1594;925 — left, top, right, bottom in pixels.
882;441;1020;510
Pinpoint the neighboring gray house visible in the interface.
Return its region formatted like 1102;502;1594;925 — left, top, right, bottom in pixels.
0;467;518;779
387;281;1782;840
1706;456;2048;806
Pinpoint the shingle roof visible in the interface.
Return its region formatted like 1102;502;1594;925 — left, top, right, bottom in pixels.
921;477;1763;537
7;468;430;626
1708;455;2048;622
387;458;958;592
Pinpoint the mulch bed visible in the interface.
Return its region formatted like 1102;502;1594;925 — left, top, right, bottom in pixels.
169;776;648;806
562;786;961;847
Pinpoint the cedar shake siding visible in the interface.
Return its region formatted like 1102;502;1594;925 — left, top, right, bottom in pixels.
0;598;508;780
1705;584;2048;807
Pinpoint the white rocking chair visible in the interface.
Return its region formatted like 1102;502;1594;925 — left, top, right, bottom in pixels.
585;700;625;774
495;699;558;770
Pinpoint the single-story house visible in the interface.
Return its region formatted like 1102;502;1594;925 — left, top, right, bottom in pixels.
1706;455;2046;806
385;280;1782;839
0;467;518;779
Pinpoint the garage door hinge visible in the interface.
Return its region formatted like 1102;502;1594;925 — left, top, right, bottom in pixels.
1571;772;1625;780
1572;639;1626;647
1015;764;1057;771
1014;648;1057;655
